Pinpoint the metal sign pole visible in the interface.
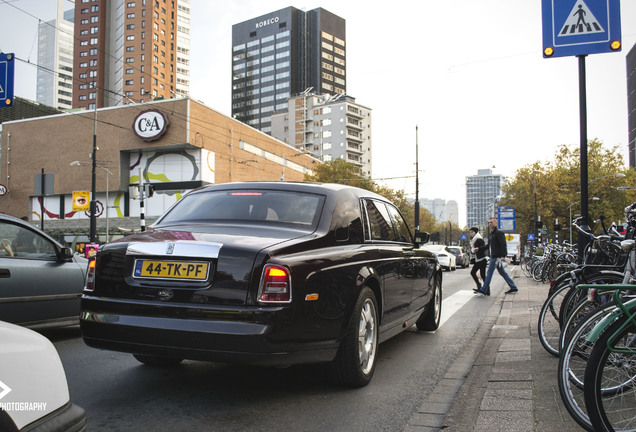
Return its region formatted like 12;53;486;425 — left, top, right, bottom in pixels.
578;55;590;262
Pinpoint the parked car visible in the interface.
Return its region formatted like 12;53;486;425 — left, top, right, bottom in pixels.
81;182;443;387
421;244;457;271
447;246;468;268
0;320;86;431
0;214;88;329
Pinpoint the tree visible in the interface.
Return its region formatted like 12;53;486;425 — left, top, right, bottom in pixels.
500;139;632;244
305;160;437;234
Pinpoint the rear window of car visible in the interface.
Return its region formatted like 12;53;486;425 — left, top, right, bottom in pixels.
156;189;324;228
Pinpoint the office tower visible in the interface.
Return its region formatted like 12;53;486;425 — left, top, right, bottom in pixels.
72;0;190;110
420;199;458;224
270;92;371;176
466;169;505;228
36;0;74;110
232;7;346;134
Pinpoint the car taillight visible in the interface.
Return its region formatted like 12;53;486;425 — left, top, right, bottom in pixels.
258;265;292;303
84;257;96;292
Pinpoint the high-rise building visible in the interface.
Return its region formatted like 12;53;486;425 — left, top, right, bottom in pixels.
36;0;74;110
270;92;371;176
231;7;346;134
466;169;505;229
72;0;190;110
627;42;636;168
420;198;458;225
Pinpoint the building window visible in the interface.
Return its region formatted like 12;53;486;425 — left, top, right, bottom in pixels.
90;37;98;45
126;46;134;52
126;57;134;63
91;16;99;23
126;35;135;41
127;13;135;18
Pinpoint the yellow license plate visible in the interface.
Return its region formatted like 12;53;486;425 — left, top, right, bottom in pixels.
133;259;209;280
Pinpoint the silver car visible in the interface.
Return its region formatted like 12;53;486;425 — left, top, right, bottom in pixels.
0;214;88;328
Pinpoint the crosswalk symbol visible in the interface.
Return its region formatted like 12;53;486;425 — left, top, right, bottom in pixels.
559;0;604;36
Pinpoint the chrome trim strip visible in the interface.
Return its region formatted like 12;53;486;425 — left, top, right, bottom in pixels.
126;241;223;258
0;293;82;304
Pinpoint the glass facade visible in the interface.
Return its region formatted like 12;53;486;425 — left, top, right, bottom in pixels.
232;7;345;134
466;169;504;229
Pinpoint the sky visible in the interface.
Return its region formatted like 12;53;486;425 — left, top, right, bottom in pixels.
1;0;636;227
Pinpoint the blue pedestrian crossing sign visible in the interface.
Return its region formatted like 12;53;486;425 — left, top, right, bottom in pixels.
0;53;15;107
541;0;621;58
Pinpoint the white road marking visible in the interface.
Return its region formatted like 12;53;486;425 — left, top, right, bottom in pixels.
439;290;478;328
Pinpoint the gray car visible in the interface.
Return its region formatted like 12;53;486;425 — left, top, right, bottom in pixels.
0;214;88;328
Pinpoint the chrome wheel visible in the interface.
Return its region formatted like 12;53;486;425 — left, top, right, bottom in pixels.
358;298;377;375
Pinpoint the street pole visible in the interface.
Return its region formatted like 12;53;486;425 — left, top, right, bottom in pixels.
139;167;145;232
89;104;97;243
40;168;44;231
105;171;109;242
414;125;420;232
577;54;590;262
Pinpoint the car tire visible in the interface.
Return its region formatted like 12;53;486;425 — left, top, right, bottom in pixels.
329;287;378;388
416;278;442;331
133;354;183;367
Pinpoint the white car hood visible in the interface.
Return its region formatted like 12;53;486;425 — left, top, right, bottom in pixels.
0;321;70;430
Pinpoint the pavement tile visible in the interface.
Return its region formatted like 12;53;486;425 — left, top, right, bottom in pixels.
413;269;582;432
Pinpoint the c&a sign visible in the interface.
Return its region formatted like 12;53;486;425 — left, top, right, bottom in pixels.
132;109;170;142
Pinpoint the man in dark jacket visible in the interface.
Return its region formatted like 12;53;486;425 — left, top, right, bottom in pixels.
473;217;518;296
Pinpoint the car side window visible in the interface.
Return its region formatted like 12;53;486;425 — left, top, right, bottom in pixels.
0;221;57;260
386;204;412;243
364;200;395;241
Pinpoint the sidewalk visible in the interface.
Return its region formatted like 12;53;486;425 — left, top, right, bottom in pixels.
405;267;582;432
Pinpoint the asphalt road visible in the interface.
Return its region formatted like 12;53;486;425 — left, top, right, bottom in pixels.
43;267;500;432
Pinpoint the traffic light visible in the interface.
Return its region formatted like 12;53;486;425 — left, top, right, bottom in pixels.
144;184;155;197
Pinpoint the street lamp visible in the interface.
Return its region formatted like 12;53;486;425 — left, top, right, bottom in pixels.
70;161;113;242
567;196;599;244
589;173;626;184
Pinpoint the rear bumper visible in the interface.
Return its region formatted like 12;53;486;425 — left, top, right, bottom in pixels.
80;297;340;366
22;402;86;432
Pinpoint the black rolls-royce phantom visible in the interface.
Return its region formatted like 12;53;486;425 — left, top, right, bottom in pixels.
80;182;442;387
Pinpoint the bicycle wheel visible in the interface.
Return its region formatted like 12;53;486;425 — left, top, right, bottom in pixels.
584;314;636;431
559;272;624;349
533;260;545;282
538;282;573;357
558;301;618;431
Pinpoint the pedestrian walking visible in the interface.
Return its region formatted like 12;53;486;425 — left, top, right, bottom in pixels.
473;217;518;296
469;227;487;293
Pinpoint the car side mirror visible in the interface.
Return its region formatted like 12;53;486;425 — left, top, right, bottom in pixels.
414;231;429;247
59;247;74;262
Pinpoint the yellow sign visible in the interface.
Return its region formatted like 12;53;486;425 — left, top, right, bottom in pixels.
72;191;90;211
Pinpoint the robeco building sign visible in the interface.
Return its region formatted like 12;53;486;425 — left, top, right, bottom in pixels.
132;109;169;142
255;16;279;29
